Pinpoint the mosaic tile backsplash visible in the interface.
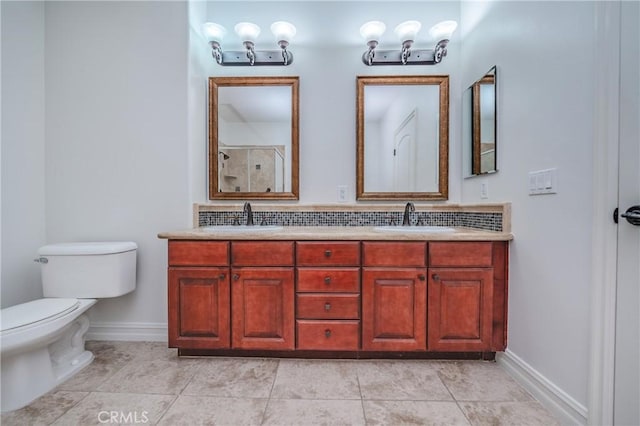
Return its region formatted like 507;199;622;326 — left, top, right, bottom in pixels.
199;210;503;232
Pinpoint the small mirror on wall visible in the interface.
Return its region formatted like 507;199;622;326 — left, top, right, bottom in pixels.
463;66;497;177
209;76;299;200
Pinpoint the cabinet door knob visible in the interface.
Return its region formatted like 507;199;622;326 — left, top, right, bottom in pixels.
233;274;240;281
432;274;440;281
418;274;426;281
325;329;332;338
219;273;226;280
324;276;332;285
324;250;332;257
324;302;331;311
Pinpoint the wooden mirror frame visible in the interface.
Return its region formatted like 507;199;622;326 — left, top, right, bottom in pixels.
471;66;497;175
356;75;449;200
208;76;299;200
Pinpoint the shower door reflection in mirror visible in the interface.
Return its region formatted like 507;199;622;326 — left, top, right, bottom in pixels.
357;75;449;200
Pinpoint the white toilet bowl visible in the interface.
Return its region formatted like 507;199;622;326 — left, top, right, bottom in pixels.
0;241;136;413
1;298;96;412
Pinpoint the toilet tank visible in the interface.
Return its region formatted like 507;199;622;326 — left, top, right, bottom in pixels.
38;242;137;298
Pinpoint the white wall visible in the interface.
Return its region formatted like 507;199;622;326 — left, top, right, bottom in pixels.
1;1;46;308
44;1;190;328
460;0;596;414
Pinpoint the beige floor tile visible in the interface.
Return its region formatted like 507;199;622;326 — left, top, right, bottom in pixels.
182;358;279;398
97;359;198;395
57;342;135;391
1;391;88;426
438;361;534;402
357;360;452;401
262;399;366;426
112;341;183;362
271;359;361;400
363;400;471;426
157;395;268;425
459;401;561;426
51;392;175;425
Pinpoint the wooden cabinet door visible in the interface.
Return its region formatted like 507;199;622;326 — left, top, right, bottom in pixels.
362;268;427;351
427;268;494;351
231;267;295;350
168;267;230;349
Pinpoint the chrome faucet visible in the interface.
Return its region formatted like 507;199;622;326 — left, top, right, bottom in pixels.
402;202;415;226
243;202;254;226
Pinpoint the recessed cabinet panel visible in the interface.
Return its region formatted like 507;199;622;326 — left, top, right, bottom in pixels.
296;268;360;293
231;267;294;350
363;242;426;267
428;242;492;267
362;268;427;351
296;242;361;266
428;268;493;351
231;241;294;266
296;294;360;319
169;241;229;266
296;320;360;351
168;267;230;349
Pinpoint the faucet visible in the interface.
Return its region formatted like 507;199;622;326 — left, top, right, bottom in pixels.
402;202;415;226
243;202;254;226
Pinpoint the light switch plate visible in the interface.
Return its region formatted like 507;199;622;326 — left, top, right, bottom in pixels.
337;185;348;202
529;168;558;195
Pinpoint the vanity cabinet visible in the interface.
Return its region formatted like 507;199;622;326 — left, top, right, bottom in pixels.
362;242;427;351
168;241;295;351
166;238;509;357
295;242;361;351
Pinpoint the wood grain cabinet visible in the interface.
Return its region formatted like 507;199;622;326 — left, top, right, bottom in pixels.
166;239;509;356
362;242;427;351
295;242;361;351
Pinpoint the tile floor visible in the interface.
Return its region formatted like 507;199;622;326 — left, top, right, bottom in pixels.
2;341;560;426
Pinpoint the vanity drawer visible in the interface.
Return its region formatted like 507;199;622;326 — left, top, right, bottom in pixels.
297;294;360;319
428;242;493;267
231;241;294;266
296;242;360;266
168;241;229;266
363;242;426;267
297;268;360;293
296;320;360;351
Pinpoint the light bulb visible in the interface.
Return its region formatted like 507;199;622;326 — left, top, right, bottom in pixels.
359;21;386;44
234;22;261;43
429;20;457;41
394;20;421;42
270;21;296;44
202;22;226;44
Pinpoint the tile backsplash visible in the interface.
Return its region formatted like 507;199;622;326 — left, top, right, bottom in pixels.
198;206;505;232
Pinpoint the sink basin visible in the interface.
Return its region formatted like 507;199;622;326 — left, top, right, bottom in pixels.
201;225;283;233
374;225;455;233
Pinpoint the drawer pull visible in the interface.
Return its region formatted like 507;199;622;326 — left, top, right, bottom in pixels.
219;273;226;280
233;274;240;281
324;250;332;257
418;274;426;281
432;273;440;281
324;276;332;285
325;329;332;338
324;302;331;311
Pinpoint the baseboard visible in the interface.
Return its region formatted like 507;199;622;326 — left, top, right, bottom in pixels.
497;349;587;425
86;322;168;342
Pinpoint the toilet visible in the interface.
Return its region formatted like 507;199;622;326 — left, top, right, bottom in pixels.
0;241;137;413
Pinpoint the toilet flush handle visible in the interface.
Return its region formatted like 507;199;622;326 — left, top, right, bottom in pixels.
33;257;48;264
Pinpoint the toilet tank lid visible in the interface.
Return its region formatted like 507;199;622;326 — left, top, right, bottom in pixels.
38;241;137;256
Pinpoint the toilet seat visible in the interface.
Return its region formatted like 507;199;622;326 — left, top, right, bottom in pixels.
1;298;80;333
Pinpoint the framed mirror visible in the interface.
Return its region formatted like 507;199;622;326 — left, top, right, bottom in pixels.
466;66;497;176
209;76;299;200
356;75;449;200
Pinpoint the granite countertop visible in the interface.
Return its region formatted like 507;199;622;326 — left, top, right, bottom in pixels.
157;226;513;241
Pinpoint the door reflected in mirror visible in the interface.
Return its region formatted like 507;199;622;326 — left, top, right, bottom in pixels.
464;66;497;176
357;75;450;200
209;77;299;200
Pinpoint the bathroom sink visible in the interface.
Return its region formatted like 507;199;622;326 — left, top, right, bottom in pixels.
200;225;283;233
374;225;455;233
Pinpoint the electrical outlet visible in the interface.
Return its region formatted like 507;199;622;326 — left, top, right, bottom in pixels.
480;181;489;199
337;185;348;202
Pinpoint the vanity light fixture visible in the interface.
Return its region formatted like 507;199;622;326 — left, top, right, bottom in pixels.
203;21;296;66
360;19;457;66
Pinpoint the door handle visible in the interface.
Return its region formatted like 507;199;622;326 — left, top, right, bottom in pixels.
621;205;640;226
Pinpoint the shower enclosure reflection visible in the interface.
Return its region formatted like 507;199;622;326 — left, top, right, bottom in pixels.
218;146;285;192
